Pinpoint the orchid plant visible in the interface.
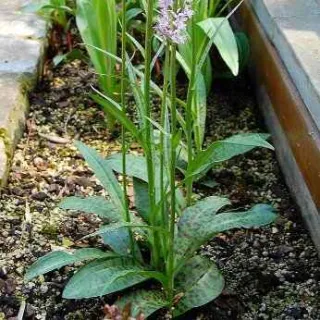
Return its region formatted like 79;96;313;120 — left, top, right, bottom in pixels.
26;0;277;318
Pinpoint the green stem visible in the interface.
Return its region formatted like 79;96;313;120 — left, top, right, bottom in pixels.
121;0;135;257
144;0;160;268
167;40;177;305
185;2;197;206
159;45;171;259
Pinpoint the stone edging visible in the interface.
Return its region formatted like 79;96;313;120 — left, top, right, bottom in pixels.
0;0;46;186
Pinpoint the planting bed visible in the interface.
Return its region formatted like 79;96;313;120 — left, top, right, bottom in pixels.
0;60;319;320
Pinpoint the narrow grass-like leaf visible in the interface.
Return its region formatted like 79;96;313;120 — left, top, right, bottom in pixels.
92;94;147;149
126;33;145;58
59;196;121;221
174;256;224;317
25;248;116;281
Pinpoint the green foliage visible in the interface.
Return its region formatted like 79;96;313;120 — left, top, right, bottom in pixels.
198;18;239;77
59;196;121;221
22;0;74;28
25;0;277;318
116;290;168;318
187;133;274;180
133;178;151;222
63;258;150;299
76;0;118;129
74;141;125;211
174;256;224;317
175;201;277;266
25;248;117;281
26;143;276;316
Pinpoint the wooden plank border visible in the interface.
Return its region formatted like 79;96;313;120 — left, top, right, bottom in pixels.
235;2;320;250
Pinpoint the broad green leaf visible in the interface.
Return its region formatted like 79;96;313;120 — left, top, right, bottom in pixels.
133;178;150;222
117;290;168;318
174;256;224;317
101;227;141;259
178;196;231;234
25;248;115;281
63;258;149;299
59;196;121;222
197;0;245;72
187;133;274;179
74;141;125;211
105;153;186;213
175;204;277;265
198;18;239;76
85;221;162;239
105;153;148;182
174;196;230;264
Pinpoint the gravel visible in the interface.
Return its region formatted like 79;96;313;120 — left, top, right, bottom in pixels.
0;61;319;320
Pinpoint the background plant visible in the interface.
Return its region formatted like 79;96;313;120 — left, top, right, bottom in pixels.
23;0;76;57
25;0;277;318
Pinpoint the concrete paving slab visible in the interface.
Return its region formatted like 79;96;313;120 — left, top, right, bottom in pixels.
0;139;8;187
0;36;44;75
251;0;320;18
0;12;46;39
0;73;29;149
2;0;32;12
0;0;46;187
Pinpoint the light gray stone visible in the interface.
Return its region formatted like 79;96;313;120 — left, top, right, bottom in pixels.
0;12;46;39
0;0;46;188
0;73;29;150
0;36;44;75
251;0;320;18
2;0;32;12
0;139;8;187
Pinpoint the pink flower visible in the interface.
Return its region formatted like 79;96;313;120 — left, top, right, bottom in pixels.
155;0;193;44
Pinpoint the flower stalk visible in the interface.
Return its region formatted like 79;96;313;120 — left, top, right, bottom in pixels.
144;0;161;269
185;0;197;205
121;0;135;257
